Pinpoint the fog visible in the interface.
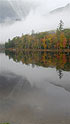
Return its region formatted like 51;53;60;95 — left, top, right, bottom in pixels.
0;0;70;43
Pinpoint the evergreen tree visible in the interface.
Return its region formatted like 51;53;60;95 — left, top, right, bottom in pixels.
58;20;64;32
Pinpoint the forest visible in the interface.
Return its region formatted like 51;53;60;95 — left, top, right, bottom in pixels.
5;20;70;50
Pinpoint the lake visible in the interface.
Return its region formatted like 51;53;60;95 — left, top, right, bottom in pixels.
0;51;70;124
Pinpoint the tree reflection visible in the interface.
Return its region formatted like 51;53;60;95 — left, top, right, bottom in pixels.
57;69;63;79
5;50;70;79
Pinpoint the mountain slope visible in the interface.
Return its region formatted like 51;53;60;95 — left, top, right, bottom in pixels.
0;0;35;23
0;0;19;23
50;3;70;14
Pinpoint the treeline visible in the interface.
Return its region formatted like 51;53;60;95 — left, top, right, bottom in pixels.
5;20;70;50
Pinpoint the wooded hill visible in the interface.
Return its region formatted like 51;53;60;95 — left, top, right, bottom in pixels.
5;20;70;50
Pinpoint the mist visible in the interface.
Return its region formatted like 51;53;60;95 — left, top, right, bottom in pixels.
0;0;70;43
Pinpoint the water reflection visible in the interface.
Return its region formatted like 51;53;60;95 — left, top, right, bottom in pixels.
0;72;31;98
0;52;70;124
0;72;70;124
5;51;70;79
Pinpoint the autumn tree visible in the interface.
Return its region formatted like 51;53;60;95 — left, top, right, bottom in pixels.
60;32;67;48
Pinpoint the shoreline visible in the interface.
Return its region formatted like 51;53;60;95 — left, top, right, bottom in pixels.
6;48;70;53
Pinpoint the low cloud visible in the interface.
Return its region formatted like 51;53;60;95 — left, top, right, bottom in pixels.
0;0;70;43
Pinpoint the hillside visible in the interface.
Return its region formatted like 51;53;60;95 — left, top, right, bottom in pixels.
5;27;70;50
50;3;70;14
0;0;34;23
0;0;19;23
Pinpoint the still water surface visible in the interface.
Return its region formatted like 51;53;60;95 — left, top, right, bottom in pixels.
0;51;70;124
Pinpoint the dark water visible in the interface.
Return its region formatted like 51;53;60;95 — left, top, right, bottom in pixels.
0;51;70;124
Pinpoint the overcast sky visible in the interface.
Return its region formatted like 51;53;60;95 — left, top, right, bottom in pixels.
33;0;70;9
19;0;70;10
7;0;70;12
